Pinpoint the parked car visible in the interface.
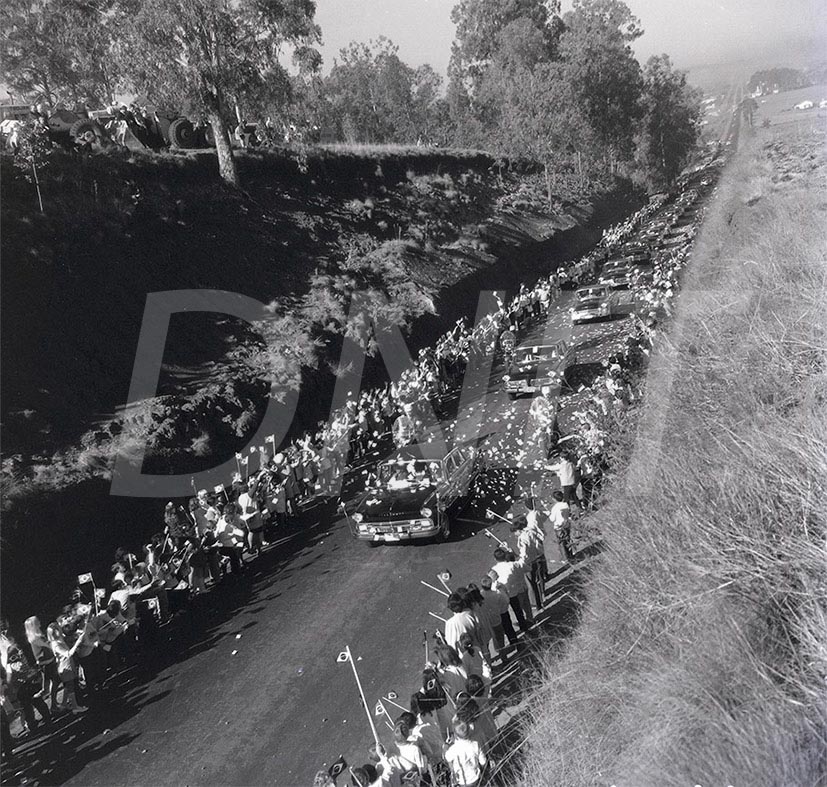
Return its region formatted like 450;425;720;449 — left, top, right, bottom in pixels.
571;285;619;324
348;443;477;545
503;340;577;398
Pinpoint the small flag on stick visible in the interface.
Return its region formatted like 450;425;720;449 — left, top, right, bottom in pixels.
328;756;347;778
78;573;93;585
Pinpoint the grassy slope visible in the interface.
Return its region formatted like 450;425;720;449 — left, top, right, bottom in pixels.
521;124;827;785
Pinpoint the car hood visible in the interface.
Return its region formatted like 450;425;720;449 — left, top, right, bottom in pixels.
355;486;437;520
575;297;604;308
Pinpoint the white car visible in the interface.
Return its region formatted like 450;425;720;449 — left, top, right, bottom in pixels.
571;285;619;324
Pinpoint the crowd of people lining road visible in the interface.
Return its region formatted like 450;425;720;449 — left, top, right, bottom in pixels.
0;153;723;784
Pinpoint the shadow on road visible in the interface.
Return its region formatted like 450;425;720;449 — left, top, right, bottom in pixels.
0;500;345;787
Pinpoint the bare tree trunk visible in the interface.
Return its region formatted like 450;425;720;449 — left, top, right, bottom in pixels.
207;108;240;188
544;162;553;208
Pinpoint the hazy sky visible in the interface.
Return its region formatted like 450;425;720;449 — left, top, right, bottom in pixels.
314;0;827;77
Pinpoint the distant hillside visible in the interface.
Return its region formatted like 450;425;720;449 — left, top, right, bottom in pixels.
747;67;811;95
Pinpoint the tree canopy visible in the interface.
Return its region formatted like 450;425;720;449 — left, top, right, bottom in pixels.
636;54;701;190
1;0;120;107
2;0;700;193
113;0;321;185
319;38;447;145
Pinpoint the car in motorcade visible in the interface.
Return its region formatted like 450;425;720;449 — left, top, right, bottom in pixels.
502;340;577;398
659;224;694;247
599;259;635;289
348;443;477;544
570;284;620;324
619;243;651;264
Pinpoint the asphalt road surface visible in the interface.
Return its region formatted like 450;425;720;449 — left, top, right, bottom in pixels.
5;288;636;787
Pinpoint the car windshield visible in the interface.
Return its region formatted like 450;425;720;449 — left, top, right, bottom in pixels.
515;346;558;365
576;288;607;301
376;459;440;489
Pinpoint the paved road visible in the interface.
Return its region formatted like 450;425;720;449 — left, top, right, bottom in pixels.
5;289;633;787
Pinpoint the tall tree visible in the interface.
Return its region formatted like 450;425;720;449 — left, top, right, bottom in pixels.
447;0;562;147
482;57;594;204
114;0;320;186
636;54;700;190
449;0;561;94
1;0;120;107
558;0;644;167
323;38;445;144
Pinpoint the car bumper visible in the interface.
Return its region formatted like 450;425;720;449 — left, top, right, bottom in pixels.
354;520;440;542
571;307;608;323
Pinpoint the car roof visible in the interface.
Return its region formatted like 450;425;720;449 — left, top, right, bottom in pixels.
385;445;442;463
386;442;474;464
576;285;608;294
515;342;564;352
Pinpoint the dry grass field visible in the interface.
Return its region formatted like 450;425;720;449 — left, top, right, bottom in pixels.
519;119;827;786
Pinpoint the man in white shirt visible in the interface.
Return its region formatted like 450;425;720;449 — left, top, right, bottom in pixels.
511;517;546;610
547;453;582;508
236;483;264;556
547;490;574;562
193;489;219;536
489;548;532;633
443;719;487;786
215;502;246;575
444;593;480;653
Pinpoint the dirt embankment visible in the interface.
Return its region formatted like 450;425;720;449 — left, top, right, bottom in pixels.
1;146;639;505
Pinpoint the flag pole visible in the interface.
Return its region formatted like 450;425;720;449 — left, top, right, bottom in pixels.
383;695;408;713
420;580;449;598
423;630;429;665
345;645;380;747
91;579;100;615
483;528;509;548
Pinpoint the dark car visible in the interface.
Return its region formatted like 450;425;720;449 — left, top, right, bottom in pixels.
348;443;477;545
502;340;577;399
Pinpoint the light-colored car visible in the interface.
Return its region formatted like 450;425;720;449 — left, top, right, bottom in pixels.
503;340;578;398
571;285;619;324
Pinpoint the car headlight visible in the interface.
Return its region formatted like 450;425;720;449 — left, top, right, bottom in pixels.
420;507;432;518
352;512;363;523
